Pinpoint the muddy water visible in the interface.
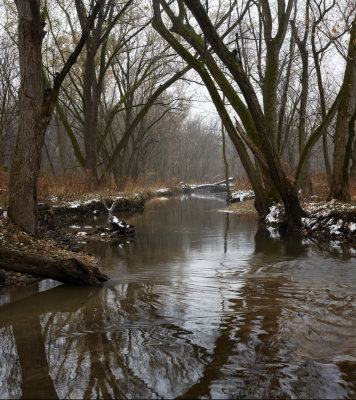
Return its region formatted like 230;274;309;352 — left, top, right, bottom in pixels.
0;194;355;399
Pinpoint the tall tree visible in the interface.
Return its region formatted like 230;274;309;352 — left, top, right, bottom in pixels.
152;0;309;229
75;0;134;185
290;0;313;194
9;0;104;234
329;15;356;201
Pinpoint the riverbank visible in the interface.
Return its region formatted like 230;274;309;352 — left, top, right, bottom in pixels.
0;185;194;286
1;187;355;286
0;190;159;287
263;199;356;244
219;192;356;248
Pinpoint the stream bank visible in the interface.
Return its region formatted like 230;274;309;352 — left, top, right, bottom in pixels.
264;199;356;245
1;193;355;399
1;186;355;287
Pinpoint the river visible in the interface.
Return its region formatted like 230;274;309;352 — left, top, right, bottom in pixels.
0;194;355;399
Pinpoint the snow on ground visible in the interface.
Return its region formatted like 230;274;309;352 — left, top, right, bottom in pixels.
265;199;356;243
231;190;255;203
156;188;169;194
265;205;280;223
110;216;119;224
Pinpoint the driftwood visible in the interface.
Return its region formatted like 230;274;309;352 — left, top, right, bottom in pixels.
178;177;235;193
107;216;135;235
0;247;109;285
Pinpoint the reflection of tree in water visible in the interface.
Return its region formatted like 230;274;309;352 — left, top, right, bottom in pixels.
13;317;58;399
0;283;59;399
0;327;21;399
179;225;355;398
0;218;355;398
178;227;292;398
39;282;213;398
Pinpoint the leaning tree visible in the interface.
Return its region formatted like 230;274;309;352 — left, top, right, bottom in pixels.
152;0;308;230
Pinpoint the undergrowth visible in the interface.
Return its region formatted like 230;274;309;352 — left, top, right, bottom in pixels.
0;170;354;209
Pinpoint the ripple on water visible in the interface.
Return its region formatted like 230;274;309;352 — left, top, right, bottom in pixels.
0;195;355;399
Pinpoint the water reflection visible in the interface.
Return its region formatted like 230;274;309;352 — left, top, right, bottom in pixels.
0;195;355;399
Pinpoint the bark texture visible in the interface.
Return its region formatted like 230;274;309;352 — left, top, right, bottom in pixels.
9;0;104;235
153;0;305;229
330;16;356;201
8;0;49;235
0;247;109;285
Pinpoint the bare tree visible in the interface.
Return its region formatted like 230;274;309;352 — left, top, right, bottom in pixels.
9;0;104;234
0;38;18;167
329;15;356;201
152;0;310;229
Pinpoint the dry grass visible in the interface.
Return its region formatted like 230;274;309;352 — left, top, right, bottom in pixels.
0;171;180;206
233;175;252;190
37;174;181;201
309;172;330;200
0;170;354;209
223;199;258;216
309;171;356;201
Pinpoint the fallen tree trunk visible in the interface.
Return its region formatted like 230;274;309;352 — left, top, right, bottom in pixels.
178;177;235;193
0;247;109;285
211;177;235;185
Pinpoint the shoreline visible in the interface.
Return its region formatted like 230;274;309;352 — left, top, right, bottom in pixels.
1;189;355;287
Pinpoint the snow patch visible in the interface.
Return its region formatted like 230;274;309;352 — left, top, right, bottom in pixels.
156;188;169;194
348;222;356;232
267;226;280;239
265;205;280;224
76;232;87;236
231;190;255;202
110;216;119;224
330;219;343;235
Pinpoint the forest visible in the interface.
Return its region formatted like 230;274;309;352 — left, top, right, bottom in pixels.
0;0;355;398
0;0;354;230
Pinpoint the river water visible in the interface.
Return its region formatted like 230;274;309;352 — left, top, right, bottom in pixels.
0;194;355;399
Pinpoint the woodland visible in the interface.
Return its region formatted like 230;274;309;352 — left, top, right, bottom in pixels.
0;0;355;235
1;2;356;397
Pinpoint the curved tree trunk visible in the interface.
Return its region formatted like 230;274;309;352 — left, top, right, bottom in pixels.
330;17;356;201
153;0;304;230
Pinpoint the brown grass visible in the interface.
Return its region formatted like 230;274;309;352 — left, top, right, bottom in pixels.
0;170;181;206
0;170;354;208
309;171;356;201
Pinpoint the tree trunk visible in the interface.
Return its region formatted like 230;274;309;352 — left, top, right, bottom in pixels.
0;247;109;285
330;16;356;201
290;8;312;195
221;116;231;204
83;45;99;186
8;0;50;235
8;0;104;234
165;0;303;229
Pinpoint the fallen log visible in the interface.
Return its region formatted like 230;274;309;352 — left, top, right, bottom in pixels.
211;177;235;185
0;247;109;285
176;177;235;194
